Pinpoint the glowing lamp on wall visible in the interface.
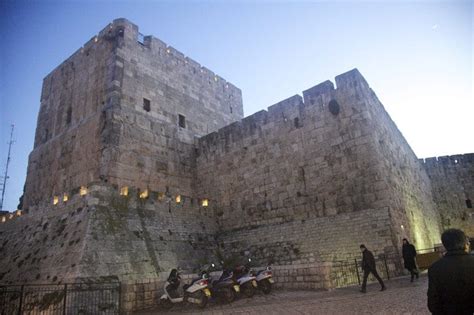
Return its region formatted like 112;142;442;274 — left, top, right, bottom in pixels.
80;186;87;196
63;194;69;202
139;189;149;199
53;196;59;205
1;216;6;223
15;210;22;217
157;192;165;201
175;195;181;204
120;186;129;196
201;199;209;207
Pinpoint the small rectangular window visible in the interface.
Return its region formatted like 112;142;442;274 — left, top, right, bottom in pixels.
66;107;72;125
178;114;186;128
143;98;150;112
466;199;472;209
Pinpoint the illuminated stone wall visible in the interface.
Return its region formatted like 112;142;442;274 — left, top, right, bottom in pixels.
0;184;218;284
422;154;474;237
196;69;442;263
23;26;115;210
23;18;243;211
2;19;471;288
102;19;243;196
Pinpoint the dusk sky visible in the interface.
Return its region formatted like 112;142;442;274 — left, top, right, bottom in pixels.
0;0;472;211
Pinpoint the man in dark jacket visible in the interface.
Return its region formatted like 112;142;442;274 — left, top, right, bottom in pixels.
428;229;474;314
360;244;386;293
402;238;419;282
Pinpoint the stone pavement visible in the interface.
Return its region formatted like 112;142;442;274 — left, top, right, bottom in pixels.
135;275;431;314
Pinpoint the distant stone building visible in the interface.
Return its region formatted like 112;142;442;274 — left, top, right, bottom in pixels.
0;18;472;286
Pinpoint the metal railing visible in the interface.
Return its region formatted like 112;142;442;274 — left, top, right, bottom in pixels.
331;254;402;288
0;282;120;315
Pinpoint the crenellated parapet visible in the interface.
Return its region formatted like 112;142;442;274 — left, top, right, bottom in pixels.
197;68;371;153
420;153;474;168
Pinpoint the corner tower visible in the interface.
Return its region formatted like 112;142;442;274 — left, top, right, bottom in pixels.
23;18;243;211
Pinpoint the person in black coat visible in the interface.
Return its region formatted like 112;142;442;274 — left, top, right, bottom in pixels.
402;238;419;282
360;244;386;293
428;229;474;314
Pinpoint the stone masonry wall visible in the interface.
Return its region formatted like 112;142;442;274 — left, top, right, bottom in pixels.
0;183;218;284
196;69;404;263
23;26;117;210
216;208;394;266
102;19;243;196
335;71;442;251
24;18;244;211
422;154;474;237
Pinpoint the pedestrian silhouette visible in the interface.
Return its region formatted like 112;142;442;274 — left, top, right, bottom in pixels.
402;238;419;282
428;229;474;314
359;244;386;293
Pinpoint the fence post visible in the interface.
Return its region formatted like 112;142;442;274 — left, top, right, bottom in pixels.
62;284;67;315
354;259;361;285
384;256;390;280
17;285;24;315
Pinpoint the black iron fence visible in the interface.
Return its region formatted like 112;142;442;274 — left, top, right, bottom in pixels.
331;254;402;288
0;282;120;315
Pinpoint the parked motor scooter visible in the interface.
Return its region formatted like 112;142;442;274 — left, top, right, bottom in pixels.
159;268;211;309
255;266;274;294
204;264;240;303
234;261;258;297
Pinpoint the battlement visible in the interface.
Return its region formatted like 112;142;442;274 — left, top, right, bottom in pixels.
111;18;241;97
420;153;474;167
41;18;241;107
197;68;370;151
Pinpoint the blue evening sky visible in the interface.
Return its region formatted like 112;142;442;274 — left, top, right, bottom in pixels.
0;0;472;211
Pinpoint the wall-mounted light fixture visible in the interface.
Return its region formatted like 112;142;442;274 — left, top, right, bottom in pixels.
201;199;209;207
139;189;149;199
175;195;181;204
80;186;87;196
53;196;59;205
158;192;165;201
63;194;69;202
120;186;129;196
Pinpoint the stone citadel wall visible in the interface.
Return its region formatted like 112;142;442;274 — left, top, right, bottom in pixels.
104;19;243;197
0;184;218;284
343;75;442;251
24;18;243;211
196;69;442;264
23;27;116;210
1;19;472;287
422;154;474;236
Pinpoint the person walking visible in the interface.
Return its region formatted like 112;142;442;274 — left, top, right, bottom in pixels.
427;229;474;314
402;238;419;282
360;244;386;293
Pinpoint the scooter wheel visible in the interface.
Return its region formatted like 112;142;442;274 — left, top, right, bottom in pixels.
222;288;236;303
242;283;256;298
260;279;272;294
160;298;173;310
197;291;208;309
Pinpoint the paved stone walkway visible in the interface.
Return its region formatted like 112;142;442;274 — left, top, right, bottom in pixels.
136;275;430;314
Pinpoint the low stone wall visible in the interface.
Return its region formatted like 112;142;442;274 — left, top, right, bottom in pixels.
271;262;332;291
121;278;163;313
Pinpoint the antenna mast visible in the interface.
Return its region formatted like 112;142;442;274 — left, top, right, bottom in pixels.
0;124;15;210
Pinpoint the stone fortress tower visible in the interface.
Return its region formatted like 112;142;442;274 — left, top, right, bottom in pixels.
0;18;472;285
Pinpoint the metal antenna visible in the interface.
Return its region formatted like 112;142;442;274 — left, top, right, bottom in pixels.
0;124;15;210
